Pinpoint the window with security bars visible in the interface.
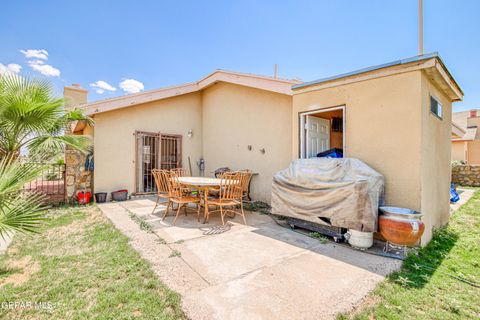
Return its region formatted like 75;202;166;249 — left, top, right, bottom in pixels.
135;131;182;193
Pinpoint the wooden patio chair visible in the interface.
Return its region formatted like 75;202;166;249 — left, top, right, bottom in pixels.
205;172;246;225
171;167;190;177
151;169;172;215
163;171;201;225
237;170;253;201
170;167;196;196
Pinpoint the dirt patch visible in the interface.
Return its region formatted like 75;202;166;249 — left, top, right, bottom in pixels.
7;247;19;255
43;207;107;257
0;256;41;288
346;294;382;319
132;310;143;317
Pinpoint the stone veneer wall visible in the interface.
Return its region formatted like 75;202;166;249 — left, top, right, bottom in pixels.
65;147;93;202
451;164;480;187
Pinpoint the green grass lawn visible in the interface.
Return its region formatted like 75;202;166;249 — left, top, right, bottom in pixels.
0;206;185;320
339;189;480;320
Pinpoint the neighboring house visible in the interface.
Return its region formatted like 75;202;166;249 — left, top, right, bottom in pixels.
451;109;480;164
66;52;462;244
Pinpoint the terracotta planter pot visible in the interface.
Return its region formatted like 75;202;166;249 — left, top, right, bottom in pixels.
378;206;425;246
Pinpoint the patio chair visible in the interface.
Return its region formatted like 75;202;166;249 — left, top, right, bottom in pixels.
170;167;197;196
171;167;190;177
205;172;246;226
151;169;172;215
163;171;201;225
209;167;232;198
237;170;253;201
214;167;230;178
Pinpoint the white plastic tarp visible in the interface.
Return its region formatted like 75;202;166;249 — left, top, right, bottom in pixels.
271;158;384;232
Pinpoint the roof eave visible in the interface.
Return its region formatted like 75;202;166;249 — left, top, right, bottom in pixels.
292;53;463;102
81;70;299;115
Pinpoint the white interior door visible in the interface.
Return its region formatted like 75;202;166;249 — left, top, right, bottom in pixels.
306;116;330;158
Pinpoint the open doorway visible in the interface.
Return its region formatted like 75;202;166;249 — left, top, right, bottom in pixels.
299;106;345;158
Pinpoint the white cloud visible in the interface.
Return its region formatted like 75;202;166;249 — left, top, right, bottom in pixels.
27;60;60;77
20;49;49;60
119;79;144;94
0;63;22;75
90;80;116;94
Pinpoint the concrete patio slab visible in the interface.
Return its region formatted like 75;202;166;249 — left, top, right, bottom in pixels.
183;250;385;320
98;198;402;320
175;224;312;285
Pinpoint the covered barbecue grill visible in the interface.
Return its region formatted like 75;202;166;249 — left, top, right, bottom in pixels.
271;158;384;233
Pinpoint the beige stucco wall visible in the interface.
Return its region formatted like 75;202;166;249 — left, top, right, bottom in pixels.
82;123;94;137
467;140;480;164
420;72;453;242
293;71;423;217
93;92;203;195
452;141;467;162
202;82;293;202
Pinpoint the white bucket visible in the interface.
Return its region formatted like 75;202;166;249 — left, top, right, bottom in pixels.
345;229;373;249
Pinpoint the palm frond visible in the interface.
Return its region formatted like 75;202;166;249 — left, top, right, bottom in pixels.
27;134;92;158
0;192;45;238
0;158;46;238
0;75;91;160
0;157;45;196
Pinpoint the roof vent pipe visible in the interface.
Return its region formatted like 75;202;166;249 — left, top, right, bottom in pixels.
469;109;477;118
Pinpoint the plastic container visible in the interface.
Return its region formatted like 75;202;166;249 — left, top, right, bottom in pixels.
111;190;128;201
77;191;91;204
95;192;107;203
344;229;373;249
316;148;343;158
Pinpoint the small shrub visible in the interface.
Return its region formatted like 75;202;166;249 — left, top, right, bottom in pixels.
155;238;167;245
169;250;181;258
129;212;154;233
308;232;328;244
243;201;271;215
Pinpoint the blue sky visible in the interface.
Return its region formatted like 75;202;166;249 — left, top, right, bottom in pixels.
1;0;478;111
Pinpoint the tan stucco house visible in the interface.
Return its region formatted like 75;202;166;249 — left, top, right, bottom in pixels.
451;109;480;164
66;52;462;244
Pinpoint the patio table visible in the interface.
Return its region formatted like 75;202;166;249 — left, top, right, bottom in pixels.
177;176;222;223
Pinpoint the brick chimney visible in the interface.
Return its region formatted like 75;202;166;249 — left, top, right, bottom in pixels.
467;109;480;129
64;84;88;109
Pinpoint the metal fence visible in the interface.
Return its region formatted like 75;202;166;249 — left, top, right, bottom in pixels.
23;163;66;205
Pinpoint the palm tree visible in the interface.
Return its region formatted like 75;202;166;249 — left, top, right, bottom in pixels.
0;75;92;237
0;75;92;160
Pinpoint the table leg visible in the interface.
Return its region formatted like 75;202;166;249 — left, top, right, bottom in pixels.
203;187;210;224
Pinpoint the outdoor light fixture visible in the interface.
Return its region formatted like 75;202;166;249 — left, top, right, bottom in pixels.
187;129;193;138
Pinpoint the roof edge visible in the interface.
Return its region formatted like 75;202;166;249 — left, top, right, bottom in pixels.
81;69;300;115
292;52;463;99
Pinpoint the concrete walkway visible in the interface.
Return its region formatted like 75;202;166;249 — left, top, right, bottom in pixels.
99;197;402;319
450;187;476;212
